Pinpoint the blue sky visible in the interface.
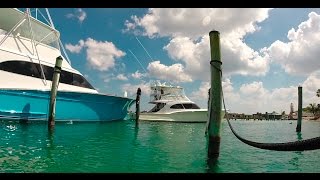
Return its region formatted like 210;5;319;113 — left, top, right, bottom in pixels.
28;8;320;114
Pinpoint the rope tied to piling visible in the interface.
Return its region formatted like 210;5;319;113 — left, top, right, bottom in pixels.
209;59;320;151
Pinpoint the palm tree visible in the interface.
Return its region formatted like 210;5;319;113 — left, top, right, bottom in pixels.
309;103;317;116
317;89;320;97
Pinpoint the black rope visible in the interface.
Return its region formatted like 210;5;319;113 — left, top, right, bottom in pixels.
209;59;320;151
222;87;320;151
210;60;222;73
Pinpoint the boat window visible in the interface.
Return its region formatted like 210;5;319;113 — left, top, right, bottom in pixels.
149;103;166;112
0;60;95;90
182;103;200;109
72;73;94;89
60;70;73;85
170;104;184;109
0;60;42;78
42;65;54;80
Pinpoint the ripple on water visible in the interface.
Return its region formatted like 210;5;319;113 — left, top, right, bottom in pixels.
0;120;319;172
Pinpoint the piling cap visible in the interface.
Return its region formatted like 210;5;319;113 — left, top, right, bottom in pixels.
55;56;63;67
209;30;220;35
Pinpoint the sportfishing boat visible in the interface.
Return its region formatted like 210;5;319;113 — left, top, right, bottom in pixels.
0;8;135;121
131;81;224;123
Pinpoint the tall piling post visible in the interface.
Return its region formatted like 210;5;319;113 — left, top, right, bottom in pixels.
135;88;141;125
207;30;222;159
48;56;63;129
296;86;302;132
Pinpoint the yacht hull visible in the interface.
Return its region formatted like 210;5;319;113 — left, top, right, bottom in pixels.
0;89;135;122
133;110;225;123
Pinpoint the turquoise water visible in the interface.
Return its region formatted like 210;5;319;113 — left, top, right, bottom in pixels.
0;119;319;173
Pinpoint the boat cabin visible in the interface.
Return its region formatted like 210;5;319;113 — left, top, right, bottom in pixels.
148;102;201;113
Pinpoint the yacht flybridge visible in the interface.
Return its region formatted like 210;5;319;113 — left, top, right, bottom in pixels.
135;81;224;123
0;8;134;121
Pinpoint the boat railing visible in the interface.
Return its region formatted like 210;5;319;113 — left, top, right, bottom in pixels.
0;8;72;66
149;92;190;102
149;83;193;102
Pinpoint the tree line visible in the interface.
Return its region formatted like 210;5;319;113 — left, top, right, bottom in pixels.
303;89;320;118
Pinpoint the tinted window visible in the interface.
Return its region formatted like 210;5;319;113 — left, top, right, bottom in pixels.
0;60;95;90
170;104;184;109
60;70;73;85
182;103;200;109
72;73;94;89
0;60;42;78
42;65;54;80
150;103;166;113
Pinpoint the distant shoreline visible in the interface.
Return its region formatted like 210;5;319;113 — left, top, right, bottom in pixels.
304;117;320;121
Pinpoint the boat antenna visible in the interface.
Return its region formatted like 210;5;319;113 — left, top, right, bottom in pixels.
135;36;154;63
58;39;72;65
135;36;159;83
45;8;55;29
37;9;51;25
128;49;148;74
45;8;72;65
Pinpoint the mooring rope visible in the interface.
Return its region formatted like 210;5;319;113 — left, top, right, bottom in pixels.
212;61;320;151
222;87;320;151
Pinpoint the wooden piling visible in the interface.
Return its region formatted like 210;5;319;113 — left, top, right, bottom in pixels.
48;56;63;129
135;88;141;125
207;30;222;159
296;86;302;132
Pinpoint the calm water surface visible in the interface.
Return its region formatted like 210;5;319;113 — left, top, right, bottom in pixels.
0;119;319;173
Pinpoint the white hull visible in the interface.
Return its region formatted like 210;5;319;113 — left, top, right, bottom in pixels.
135;110;225;123
128;81;227;123
0;34;97;94
0;8;135;122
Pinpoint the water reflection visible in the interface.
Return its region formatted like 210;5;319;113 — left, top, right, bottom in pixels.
46;128;55;160
289;152;303;171
297;132;302;141
205;134;220;173
0;120;319;173
206;157;219;173
20;103;31;123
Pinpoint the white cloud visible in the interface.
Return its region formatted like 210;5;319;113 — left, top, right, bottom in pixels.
121;82;154;111
65;40;85;53
101;73;129;82
123;8;320;114
301;71;320;104
125;8;271;39
190;79;240;109
122;72;320;114
102;73;113;83
189;69;320;114
121;82;150;96
266;12;320;75
147;61;192;83
85;38;125;71
125;8;272;82
239;81;268;98
116;74;128;81
66;8;87;23
131;70;146;79
66;38;126;71
164;35;269;81
190;81;210;100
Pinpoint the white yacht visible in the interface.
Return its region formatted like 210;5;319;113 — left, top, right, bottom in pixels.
0;8;134;122
133;81;225;123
